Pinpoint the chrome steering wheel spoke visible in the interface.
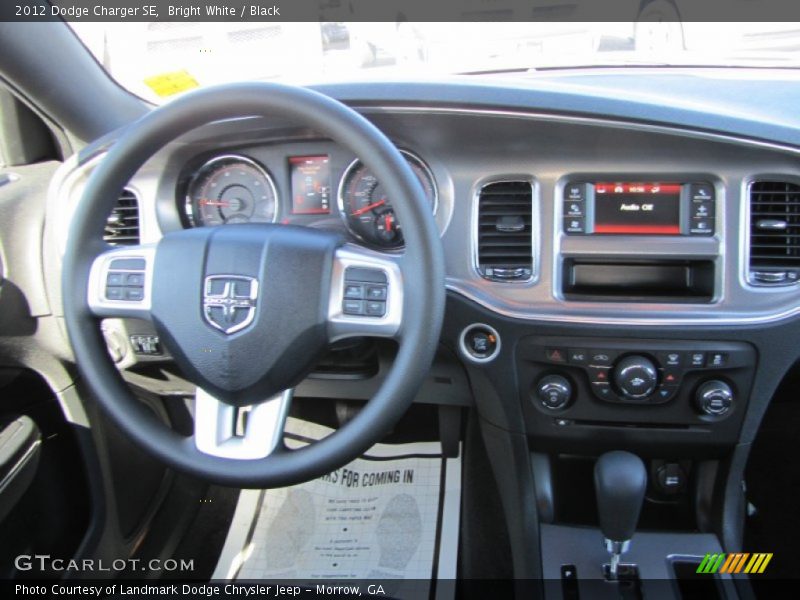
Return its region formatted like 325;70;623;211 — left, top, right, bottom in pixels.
194;388;293;460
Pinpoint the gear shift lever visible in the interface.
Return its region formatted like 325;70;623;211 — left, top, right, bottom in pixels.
594;451;647;579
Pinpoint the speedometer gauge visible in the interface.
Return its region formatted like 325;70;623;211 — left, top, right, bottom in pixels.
185;155;278;227
337;150;437;249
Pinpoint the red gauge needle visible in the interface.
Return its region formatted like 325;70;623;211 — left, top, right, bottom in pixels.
352;198;386;216
199;200;231;207
384;214;393;231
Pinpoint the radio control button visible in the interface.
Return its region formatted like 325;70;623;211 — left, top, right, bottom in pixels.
566;184;586;201
564;217;585;234
690;218;714;235
690;184;714;202
692;201;714;219
564;201;585;217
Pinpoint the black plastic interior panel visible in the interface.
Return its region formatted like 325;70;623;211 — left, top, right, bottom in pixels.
0;414;40;523
563;259;715;303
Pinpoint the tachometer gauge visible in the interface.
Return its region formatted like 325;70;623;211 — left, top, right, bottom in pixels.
337;150;437;249
185;155;278;226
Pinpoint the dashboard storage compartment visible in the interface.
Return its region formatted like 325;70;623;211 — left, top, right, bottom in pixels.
562;259;715;302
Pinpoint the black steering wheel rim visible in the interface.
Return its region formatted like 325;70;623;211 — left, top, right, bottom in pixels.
62;82;445;488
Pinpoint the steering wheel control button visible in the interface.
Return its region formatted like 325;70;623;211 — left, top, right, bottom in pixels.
536;375;572;410
460;324;501;364
104;262;146;302
343;299;365;315
342;268;389;318
344;284;364;299
365;285;388;300
365;301;386;316
695;380;734;416
106;272;125;286
613;355;658;400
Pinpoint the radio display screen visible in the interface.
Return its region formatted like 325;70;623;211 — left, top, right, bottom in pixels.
290;155;331;215
593;182;681;235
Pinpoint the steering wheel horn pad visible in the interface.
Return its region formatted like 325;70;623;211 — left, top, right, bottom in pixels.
152;223;342;407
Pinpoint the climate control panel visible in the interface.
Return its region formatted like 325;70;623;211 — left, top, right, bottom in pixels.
517;336;757;451
536;342;752;406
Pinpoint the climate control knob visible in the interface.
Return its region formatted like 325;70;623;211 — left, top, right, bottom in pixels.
695;380;733;416
536;375;573;410
613;355;658;400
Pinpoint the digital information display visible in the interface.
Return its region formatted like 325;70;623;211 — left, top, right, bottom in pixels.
593;182;681;235
290;155;331;215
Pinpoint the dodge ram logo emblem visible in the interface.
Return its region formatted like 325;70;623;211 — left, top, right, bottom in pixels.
203;275;258;334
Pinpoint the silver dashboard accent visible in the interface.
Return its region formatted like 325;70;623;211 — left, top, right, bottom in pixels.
327;244;403;342
194;388;292;460
336;149;438;250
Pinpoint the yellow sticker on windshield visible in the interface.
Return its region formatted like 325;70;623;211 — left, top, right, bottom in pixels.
144;70;199;98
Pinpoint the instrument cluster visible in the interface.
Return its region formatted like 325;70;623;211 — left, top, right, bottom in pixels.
180;148;438;250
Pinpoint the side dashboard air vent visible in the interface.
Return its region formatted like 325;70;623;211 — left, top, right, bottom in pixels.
104;188;140;246
477;181;533;281
749;181;800;285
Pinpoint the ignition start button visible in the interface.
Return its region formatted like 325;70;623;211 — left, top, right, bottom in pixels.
459;324;501;363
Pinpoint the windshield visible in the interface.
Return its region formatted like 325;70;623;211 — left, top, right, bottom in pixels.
69;22;800;103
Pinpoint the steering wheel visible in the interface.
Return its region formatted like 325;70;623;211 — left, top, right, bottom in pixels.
61;83;445;488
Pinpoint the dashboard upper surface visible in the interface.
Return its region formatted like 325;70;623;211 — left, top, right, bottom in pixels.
53;71;800;327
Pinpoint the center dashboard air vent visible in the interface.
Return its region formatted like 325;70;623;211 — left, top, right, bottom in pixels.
477;181;533;281
748;181;800;285
103;188;140;246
